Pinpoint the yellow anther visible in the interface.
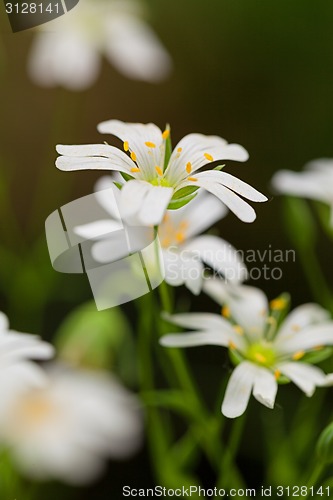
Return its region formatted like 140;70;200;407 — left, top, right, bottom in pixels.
292;351;305;361
274;369;281;380
291;324;301;332
204;153;214;162
222;306;230;318
155;166;163;176
254;352;267;364
270;298;288;310
145;141;156;148
177;147;182;153
162;129;170;140
266;316;277;325
186;162;192;174
175;232;185;243
233;325;244;335
130;151;137;162
229;341;237;350
188;177;198;182
314;345;324;351
130;167;140;173
123;141;129;152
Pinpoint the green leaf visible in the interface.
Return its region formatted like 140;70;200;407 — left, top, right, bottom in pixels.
171;186;199;200
213;164;225;171
163;123;172;171
317;421;333;464
302;347;333;365
167;192;198;210
120;172;134;182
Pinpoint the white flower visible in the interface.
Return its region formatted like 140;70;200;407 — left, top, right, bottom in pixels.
271;159;333;226
160;281;333;418
0;363;143;485
56;119;268;226
0;311;54;406
77;176;247;295
28;0;172;90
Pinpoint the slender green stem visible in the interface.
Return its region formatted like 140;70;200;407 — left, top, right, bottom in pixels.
304;461;326;499
216;415;247;489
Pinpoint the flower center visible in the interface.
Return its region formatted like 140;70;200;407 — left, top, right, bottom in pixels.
159;214;189;248
246;342;276;367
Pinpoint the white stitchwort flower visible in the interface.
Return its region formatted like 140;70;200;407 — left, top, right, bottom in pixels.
0;363;143;485
56;119;267;225
271;159;333;226
28;0;172;90
0;311;54;411
76;176;247;295
160;281;333;418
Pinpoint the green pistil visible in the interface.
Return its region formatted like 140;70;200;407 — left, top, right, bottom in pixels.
246;342;276;367
151;177;172;187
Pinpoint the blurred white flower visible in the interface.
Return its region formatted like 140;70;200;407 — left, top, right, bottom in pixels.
160;281;333;418
28;0;172;90
56;119;267;225
76;176;247;295
0;363;143;485
0;311;54;411
271;159;333;226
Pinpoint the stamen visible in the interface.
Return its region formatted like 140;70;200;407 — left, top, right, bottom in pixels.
175;232;185;243
177;147;182;153
291;324;300;332
314;345;324;351
228;341;237;350
186;162;192;174
188;177;198;182
221;306;230;318
131;167;140;173
233;325;244;335
266;316;277;325
274;370;281;380
204;153;214;162
162;129;170;140
270;298;288;310
292;351;305;361
145;141;156;148
155;166;163;176
130;151;137;162
123;141;129;152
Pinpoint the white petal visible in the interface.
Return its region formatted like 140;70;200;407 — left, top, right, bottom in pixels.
196;171;268;202
182;235;248;284
56;144;134;174
0;312;9;331
191;180;257;223
222;362;255;418
271;169;331;203
97;120;164;179
203;280;268;336
252;369;277;409
119;180;152;221
162;311;234;331
138;186;173;226
166;190;228;239
276;304;331;343
160;331;233;348
275;323;333;355
28;33;100;90
165;133;248;185
104;14;172;82
277;362;327;396
75;220;122;241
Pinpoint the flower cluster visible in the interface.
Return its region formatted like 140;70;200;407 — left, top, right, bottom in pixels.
0;311;142;484
161;281;333;418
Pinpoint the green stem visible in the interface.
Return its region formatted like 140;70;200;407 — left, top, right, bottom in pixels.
304;461;326;499
216;415;247;489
